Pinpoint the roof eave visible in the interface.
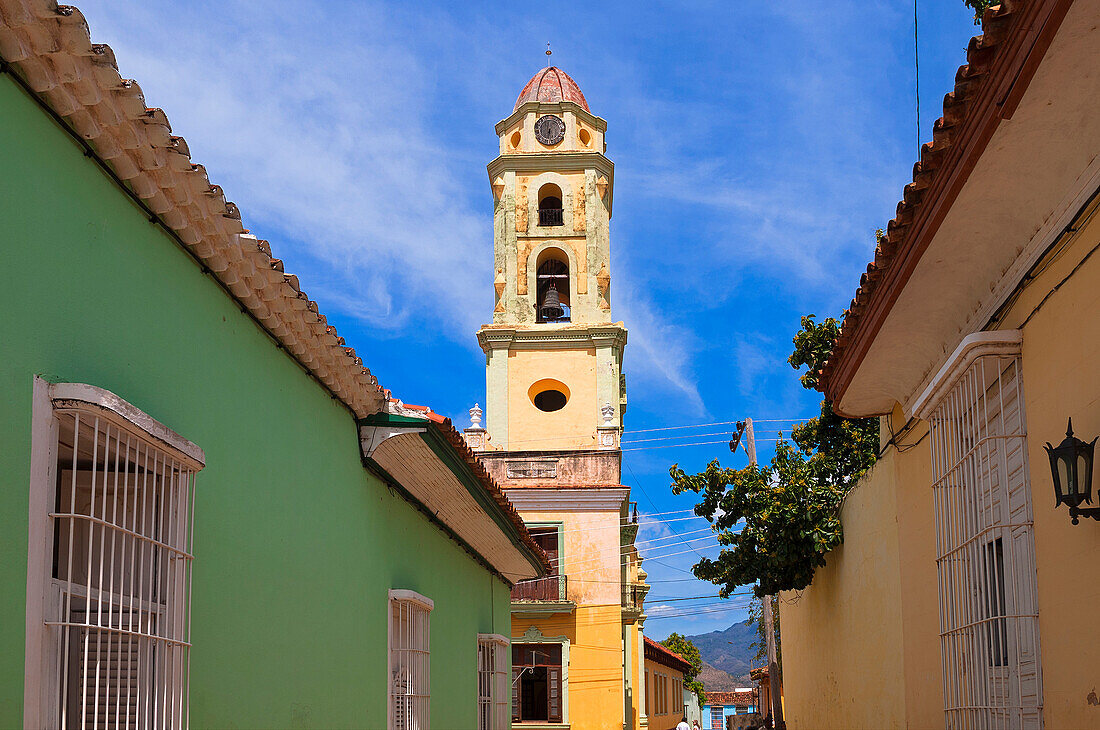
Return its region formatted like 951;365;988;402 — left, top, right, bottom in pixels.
820;0;1074;417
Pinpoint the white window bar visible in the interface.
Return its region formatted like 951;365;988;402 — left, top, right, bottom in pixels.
929;354;1043;730
389;590;432;730
45;397;201;730
477;634;509;730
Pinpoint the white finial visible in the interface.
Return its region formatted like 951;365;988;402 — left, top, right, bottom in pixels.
469;403;483;428
601;401;615;425
546;42;552;67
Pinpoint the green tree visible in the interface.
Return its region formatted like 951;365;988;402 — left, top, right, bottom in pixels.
965;0;997;24
661;633;706;704
669;314;878;596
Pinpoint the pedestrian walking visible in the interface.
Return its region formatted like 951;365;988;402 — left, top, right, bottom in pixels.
676;717;690;730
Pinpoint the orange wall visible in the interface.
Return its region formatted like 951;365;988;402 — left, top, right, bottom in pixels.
644;655;686;730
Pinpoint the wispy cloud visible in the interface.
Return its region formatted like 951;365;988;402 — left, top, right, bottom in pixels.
76;0;723;412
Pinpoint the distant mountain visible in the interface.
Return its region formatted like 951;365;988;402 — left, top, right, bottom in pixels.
698;660;740;692
684;619;757;684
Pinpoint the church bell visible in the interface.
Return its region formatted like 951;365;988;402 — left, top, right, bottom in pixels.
540;283;565;321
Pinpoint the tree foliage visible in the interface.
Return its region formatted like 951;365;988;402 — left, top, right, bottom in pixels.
661;633;706;704
965;0;997;24
669;314;878;597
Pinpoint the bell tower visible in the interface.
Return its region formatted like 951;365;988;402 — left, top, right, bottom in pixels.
474;66;627;453
467;66;646;730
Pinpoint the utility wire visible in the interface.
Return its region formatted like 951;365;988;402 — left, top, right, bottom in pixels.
622;439;780;452
626;460;707;561
914;0;921;155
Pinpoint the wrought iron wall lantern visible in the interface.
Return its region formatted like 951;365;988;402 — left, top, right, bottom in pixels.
1045;419;1099;524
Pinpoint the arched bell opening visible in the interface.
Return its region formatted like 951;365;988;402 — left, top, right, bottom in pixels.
536;248;571;323
537;183;564;227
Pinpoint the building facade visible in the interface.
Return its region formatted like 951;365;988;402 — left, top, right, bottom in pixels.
1;3;548;728
700;691;758;730
643;638;692;730
464;66;648;729
779;1;1100;728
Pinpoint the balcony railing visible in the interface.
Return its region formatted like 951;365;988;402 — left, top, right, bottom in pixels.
622;583;643;611
538;207;564;227
512;574;567;602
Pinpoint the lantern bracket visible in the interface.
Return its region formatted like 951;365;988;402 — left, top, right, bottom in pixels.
1068;506;1100;525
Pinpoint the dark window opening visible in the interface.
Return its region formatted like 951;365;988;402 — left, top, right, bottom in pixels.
536;257;570;323
538;183;564;227
533;389;567;412
538;198;563;226
512;644;563;723
985;537;1009;667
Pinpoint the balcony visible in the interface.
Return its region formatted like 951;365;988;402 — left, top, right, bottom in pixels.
538;207;564;227
512;574;567;602
623;583;644;611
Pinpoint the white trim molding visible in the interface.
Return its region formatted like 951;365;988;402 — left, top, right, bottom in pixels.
49;381;205;468
478;633;510;646
504;487;630;512
24;377;57;730
388;589;435;612
908;330;1023;420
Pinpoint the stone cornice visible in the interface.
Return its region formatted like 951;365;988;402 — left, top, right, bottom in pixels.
476;324;627;353
495;101;608;135
487;151;614;183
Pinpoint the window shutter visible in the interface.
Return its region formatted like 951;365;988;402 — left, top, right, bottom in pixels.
547;667;562;723
511;666;522;722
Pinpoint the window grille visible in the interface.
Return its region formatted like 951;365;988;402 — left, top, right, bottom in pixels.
389;591;431;730
928;353;1043;730
477;635;508;730
46;403;199;730
711;704;724;728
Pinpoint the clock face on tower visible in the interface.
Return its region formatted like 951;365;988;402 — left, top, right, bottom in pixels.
534;115;566;146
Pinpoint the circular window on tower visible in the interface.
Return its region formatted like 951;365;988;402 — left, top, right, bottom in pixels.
529;379;570;412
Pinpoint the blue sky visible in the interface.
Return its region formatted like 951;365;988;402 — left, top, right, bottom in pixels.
76;0;980;640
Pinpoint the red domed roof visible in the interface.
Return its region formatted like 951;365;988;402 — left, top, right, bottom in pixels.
514;67;589;112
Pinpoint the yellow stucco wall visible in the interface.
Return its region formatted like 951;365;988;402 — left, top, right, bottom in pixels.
778;449;908;730
995;207;1100;729
782;206;1100;729
512;604;625;730
507;348;599;452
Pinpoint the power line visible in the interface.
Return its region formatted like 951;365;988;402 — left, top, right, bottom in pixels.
622;439;781;452
626;460;707;561
625;418;809;435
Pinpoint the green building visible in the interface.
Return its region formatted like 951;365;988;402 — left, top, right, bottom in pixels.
0;3;546;728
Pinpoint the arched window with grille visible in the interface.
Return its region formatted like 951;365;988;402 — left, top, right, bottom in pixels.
537;184;563;227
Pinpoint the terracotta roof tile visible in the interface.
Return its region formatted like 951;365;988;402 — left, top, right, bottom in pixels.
644;636;693;673
0;0;385;417
706;690;757;707
514;66;589;112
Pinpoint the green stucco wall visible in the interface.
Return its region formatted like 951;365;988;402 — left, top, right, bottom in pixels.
0;73;511;728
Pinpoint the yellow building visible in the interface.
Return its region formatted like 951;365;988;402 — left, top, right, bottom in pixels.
464;66;649;729
778;1;1100;729
643;637;692;730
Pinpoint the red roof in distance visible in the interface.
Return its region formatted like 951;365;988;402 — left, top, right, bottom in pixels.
514;67;590;112
644;636;692;674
